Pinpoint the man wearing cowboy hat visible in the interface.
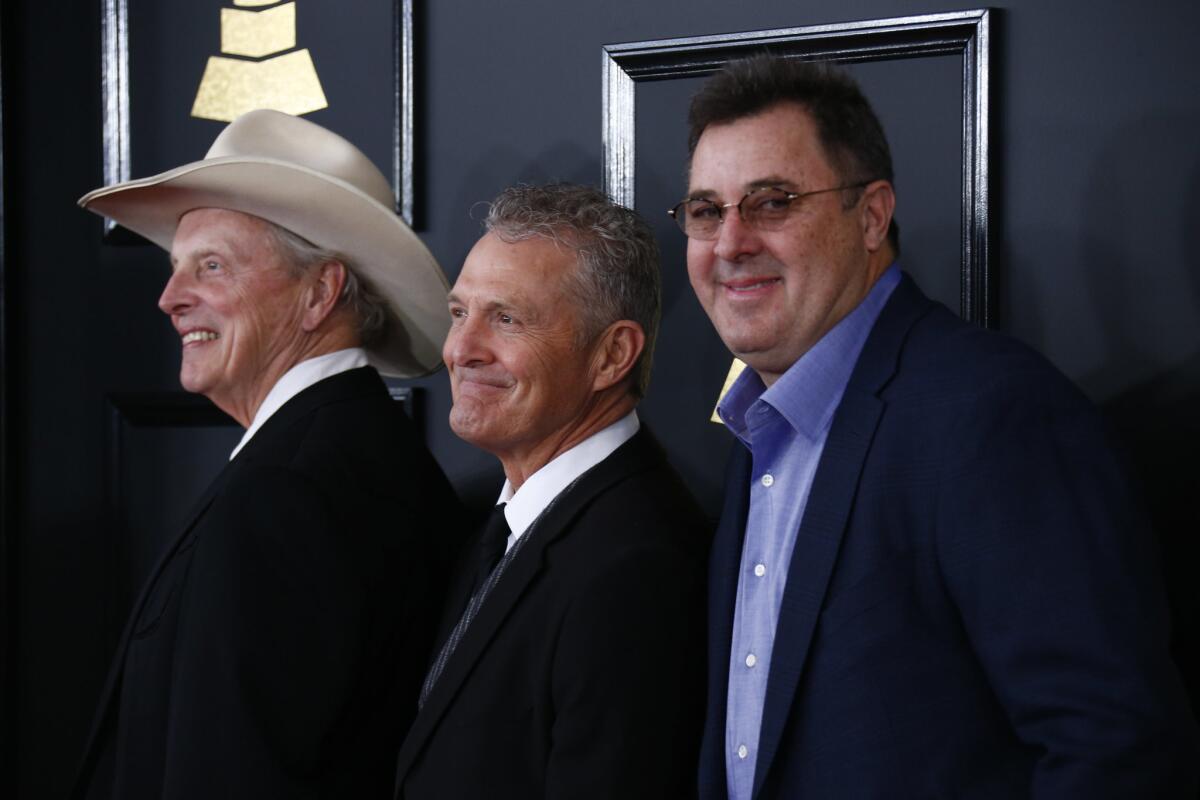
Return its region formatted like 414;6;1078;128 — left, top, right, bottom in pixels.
71;109;463;799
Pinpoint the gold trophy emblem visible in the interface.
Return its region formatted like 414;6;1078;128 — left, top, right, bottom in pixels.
712;359;747;423
192;0;328;122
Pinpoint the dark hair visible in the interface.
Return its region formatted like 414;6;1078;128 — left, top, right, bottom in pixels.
688;55;899;252
484;183;661;398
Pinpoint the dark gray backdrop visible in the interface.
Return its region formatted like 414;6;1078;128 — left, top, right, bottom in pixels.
3;1;1198;797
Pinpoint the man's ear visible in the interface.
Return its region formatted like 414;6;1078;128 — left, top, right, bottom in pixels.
301;260;348;332
860;180;896;253
590;320;646;393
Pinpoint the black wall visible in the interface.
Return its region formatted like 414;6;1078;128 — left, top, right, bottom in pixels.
3;1;1198;797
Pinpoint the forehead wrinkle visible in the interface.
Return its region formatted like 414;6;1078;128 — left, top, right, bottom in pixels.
173;211;273;267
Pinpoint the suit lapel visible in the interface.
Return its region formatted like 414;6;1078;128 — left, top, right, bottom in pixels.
394;429;663;790
699;444;751;799
119;368;379;662
71;459;232;796
75;367;387;794
750;275;935;798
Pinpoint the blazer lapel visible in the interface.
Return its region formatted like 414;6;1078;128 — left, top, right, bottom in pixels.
71;460;233;797
699;444;751;799
109;366;381;681
75;367;391;796
750;274;935;798
394;429;663;792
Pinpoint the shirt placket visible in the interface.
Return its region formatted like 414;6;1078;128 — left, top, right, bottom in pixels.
726;406;785;800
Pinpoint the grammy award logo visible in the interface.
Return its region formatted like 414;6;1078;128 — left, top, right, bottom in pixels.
712;359;746;424
192;0;328;122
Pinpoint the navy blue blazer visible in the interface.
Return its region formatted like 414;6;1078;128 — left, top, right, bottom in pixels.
699;275;1198;799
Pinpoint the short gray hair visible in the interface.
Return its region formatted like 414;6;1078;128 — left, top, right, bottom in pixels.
263;220;391;347
483;183;661;398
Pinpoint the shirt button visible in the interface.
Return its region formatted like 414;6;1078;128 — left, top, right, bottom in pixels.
737;744;748;759
754;563;766;577
760;473;774;487
745;653;757;668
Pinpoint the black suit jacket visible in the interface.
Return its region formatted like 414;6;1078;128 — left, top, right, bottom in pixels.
394;426;710;799
698;274;1199;799
73;367;463;799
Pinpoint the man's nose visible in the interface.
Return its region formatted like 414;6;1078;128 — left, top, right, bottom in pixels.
157;268;195;316
711;205;762;262
443;312;490;368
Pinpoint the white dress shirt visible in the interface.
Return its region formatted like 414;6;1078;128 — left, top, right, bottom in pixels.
495;410;640;553
228;347;370;460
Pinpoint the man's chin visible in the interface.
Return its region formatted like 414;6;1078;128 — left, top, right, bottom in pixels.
725;346;795;386
177;369;214;398
449;406;501;450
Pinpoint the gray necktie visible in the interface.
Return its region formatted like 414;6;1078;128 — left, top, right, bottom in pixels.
416;474;583;711
419;504;510;709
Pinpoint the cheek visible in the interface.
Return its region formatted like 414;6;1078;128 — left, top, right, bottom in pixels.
234;290;300;341
686;254;713;298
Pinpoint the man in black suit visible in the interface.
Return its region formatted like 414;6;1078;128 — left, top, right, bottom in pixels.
72;109;461;798
680;56;1197;799
394;183;709;799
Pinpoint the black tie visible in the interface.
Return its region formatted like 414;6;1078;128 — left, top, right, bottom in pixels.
474;503;510;596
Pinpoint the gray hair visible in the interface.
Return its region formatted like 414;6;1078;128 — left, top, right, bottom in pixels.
484;183;661;398
263;220;391;347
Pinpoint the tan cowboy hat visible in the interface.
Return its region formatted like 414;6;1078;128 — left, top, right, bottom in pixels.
78;109;449;378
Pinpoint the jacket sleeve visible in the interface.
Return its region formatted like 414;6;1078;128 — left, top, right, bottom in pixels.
936;371;1199;798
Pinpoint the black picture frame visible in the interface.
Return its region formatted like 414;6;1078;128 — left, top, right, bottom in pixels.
100;0;415;231
0;6;11;791
602;9;993;325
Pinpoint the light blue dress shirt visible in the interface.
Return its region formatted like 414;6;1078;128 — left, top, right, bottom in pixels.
718;265;900;800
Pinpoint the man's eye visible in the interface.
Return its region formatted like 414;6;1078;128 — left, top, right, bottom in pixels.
751;193;794;214
687;202;720;220
498;313;514;325
449;307;466;319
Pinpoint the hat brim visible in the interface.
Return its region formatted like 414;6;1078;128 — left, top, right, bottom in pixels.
79;155;450;379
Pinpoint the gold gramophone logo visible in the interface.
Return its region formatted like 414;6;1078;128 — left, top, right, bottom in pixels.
192;0;328;122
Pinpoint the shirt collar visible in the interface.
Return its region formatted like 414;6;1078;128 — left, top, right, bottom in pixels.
718;263;901;444
497;410;640;541
230;347;370;460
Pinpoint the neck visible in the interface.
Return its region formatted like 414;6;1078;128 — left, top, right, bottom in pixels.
214;325;360;428
867;245;895;280
499;391;636;491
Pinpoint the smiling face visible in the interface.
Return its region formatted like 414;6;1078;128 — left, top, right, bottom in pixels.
686;102;893;385
444;232;607;481
161;208;314;425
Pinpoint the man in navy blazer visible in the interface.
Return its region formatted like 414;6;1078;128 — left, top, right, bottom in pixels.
677;56;1198;798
